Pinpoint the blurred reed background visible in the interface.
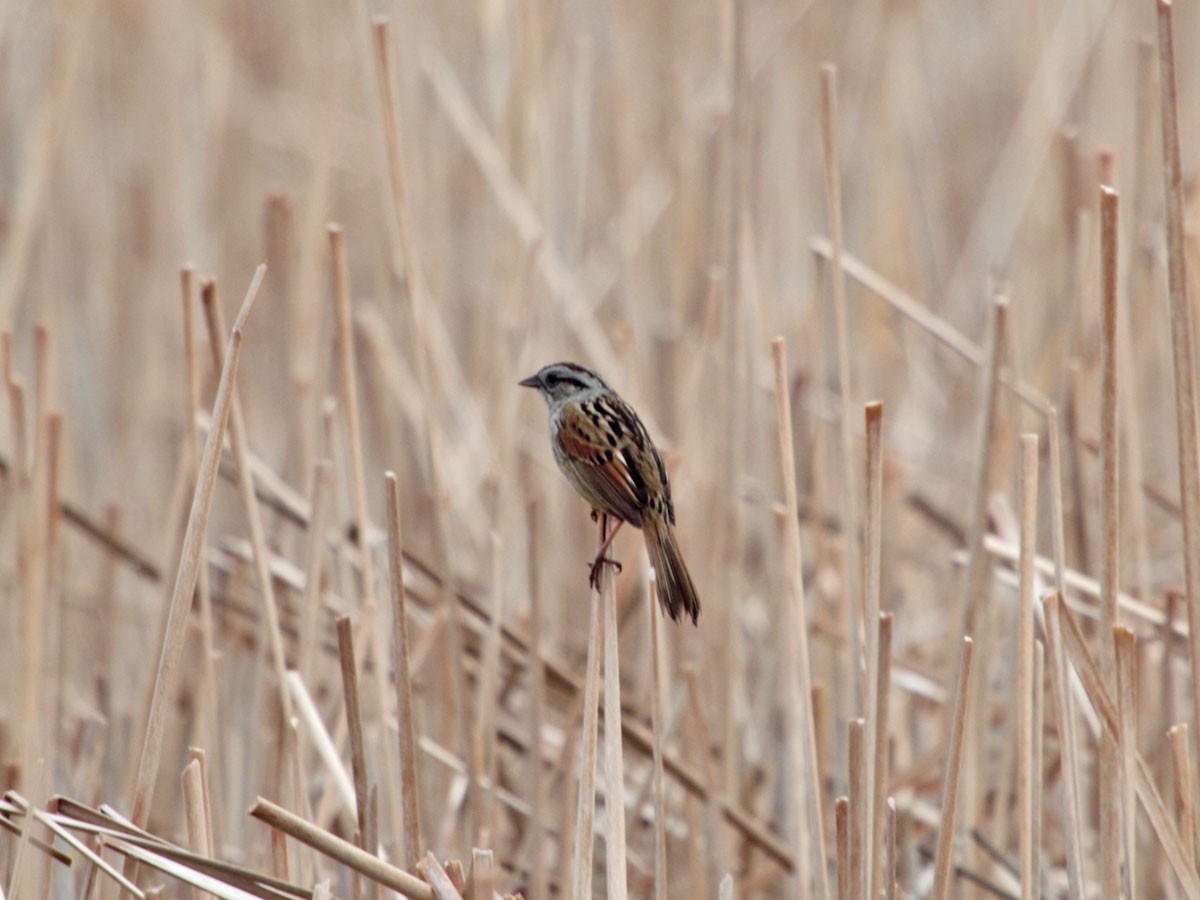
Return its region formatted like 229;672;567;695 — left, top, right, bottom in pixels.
2;0;1200;897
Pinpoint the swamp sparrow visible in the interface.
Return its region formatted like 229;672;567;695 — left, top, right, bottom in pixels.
520;362;700;624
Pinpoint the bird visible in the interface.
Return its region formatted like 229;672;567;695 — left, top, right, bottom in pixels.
520;361;700;624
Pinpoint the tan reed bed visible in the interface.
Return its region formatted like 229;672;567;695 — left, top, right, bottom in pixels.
6;0;1200;897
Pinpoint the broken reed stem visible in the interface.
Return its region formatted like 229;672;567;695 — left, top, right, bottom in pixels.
1032;641;1044;895
526;501;548;900
884;798;897;900
1044;593;1087;900
1099;185;1121;677
863;401;883;896
385;472;422;870
1017;434;1039;899
930;636;974;900
1167;725;1195;870
835;797;849;900
570;537;605;900
1114;627;1138;898
249;798;434;900
648;573;668;900
1056;596;1200;895
181;760;214;900
819;62;861;720
602;538;628;900
416;853;461;900
200;276;294;726
770;336;828;899
180;268;220;785
335;616;370;847
869;612;893;900
847;718;865;900
327;226;378;613
1157;0;1200;786
130;265;263;829
467;849;494;900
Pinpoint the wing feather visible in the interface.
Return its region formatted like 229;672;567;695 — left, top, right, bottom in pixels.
553;405;645;525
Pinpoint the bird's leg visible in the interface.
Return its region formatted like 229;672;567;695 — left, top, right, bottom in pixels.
588;514;624;589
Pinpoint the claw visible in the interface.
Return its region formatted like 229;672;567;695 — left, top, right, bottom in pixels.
587;555;623;589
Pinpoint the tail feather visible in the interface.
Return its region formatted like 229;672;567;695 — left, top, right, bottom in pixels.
645;520;700;624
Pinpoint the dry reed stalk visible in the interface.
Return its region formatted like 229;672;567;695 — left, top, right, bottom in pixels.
32;806;141;898
570;553;605;898
270;827;289;883
1156;0;1200;787
1056;597;1200;896
1115;626;1139;897
1043;592;1086;899
415;854;462;900
960;296;1006;633
465;849;493;900
870;612;893;900
297;460;332;684
1016;434;1038;899
130;265;264;829
818;62;862;720
648;573;668;900
7;373;27;485
1100;733;1121;898
180;269;220;780
1032;641;1044;895
684;666;727;894
200;279;294;729
863;401;883;894
32;324;51;464
335;616;370;846
835;796;849;900
181;761;213;900
930;636;974;900
1099;186;1120;674
770;337;829;898
602;546;628;900
807;239;1051;413
249;798;434;900
370;23;472;844
386;472;423;870
847;718;865;900
327;227;377;614
955;295;1006;895
1167;725;1195;870
884;798;897;900
1046;407;1069;593
474;534;504;847
525;501;548;900
186;748;215;868
329;224;410;860
285;671;355;815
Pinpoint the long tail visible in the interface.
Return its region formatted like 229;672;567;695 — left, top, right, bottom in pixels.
644;518;700;624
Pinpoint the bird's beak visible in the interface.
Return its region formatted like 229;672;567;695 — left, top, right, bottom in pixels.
518;373;541;389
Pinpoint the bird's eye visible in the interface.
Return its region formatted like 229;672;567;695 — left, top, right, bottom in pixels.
544;373;560;386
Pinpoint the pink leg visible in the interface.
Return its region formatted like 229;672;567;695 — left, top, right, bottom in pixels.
589;514;625;588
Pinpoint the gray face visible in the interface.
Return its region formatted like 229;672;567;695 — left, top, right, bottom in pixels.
519;362;609;407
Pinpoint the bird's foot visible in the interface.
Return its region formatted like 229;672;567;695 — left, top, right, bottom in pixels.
588;554;623;590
